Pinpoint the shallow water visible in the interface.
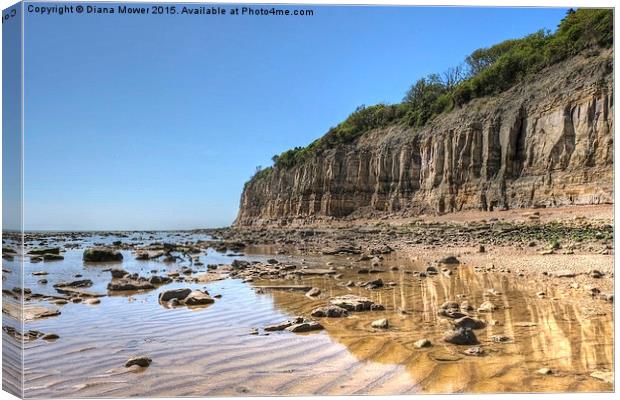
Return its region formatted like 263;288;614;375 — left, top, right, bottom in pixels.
2;232;613;397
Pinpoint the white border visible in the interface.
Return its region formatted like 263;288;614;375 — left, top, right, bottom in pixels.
0;2;616;400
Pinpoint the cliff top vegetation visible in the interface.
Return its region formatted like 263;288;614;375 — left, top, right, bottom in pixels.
251;8;612;179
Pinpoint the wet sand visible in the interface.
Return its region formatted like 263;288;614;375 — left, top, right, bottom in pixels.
1;209;614;397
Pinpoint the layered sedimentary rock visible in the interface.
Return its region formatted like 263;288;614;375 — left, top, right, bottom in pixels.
236;50;613;226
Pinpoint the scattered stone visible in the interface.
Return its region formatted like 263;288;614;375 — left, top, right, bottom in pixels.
110;269;129;278
329;295;381;312
443;327;479;345
371;318;389;329
438;256;460;264
83;248;123;262
306;287;321;297
41;333;59;341
85;298;101;305
125;356;152;368
184;290;214;306
414;338;432;348
426;266;438;274
28;247;60;255
254;285;312;292
589;270;603;278
159;288;192;302
491;335;511;343
464;346;484;356
264;321;294;332
477;300;498;313
108;278;155;291
440;301;459;309
438;308;468;319
53;279;93;288
286;321;324;333
360;278;383;289
537;368;553;375
311;305;349;318
43;253;64;261
453;316;486;330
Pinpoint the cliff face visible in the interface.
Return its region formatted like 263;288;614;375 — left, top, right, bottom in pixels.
236;50;614;226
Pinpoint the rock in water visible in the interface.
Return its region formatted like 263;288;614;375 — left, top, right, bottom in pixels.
537;368;552;375
110;269;128;278
125;356;152;368
453;316;486;330
464;346;484;356
41;333;59;341
28;247;60;255
183;290;214;306
310;305;349;318
477;301;498;312
286;321;324;333
43;253;64;261
371;318;389;329
443;327;479;345
159;288;192;302
53;279;93;288
414;339;432;348
329;295;380;311
83;248;123;262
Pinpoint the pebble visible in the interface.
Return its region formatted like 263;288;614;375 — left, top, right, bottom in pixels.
125;356;152;368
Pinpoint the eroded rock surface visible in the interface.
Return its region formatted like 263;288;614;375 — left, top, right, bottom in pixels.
236;50;613;226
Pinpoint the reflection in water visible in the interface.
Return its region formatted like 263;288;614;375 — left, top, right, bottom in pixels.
1;234;613;396
258;260;613;393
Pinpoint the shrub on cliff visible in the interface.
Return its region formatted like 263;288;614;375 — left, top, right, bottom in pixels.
455;8;612;102
272;104;407;168
260;8;612;172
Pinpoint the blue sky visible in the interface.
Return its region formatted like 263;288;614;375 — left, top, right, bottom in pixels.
21;4;568;230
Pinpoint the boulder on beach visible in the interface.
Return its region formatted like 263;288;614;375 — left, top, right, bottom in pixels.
371;318;389;329
184;290;214;306
43;253;64;261
437;256;461;264
477;300;498;313
53;279;93;288
125;356;152;368
329;295;382;312
414;338;432;348
107;278;154;291
159;288;192;302
28;247;61;255
443;327;479;345
110;269;129;278
311;305;349;318
285;321;324;333
83;247;123;262
453;316;486;330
